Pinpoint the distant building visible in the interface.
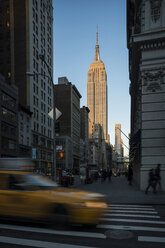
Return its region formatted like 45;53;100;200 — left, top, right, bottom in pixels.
0;74;18;157
87;29;108;142
115;124;122;156
80;106;90;164
105;143;113;169
54;77;82;169
88;122;106;168
121;139;124;157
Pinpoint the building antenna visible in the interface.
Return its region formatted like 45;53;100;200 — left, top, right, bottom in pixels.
96;25;98;46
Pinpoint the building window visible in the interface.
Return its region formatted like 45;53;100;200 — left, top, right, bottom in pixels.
20;122;24;131
27;137;29;146
27;125;29;133
6;21;10;27
21;135;23;145
2;107;16;122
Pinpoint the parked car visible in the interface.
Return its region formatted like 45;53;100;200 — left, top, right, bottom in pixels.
0;158;107;226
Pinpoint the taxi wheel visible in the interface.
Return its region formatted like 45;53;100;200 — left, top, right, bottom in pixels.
52;205;69;227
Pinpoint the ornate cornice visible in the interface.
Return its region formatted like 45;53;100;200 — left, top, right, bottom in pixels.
140;41;165;51
141;69;165;92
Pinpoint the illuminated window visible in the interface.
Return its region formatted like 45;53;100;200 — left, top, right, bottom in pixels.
6;21;10;27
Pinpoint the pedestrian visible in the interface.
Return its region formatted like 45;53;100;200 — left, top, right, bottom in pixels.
155;164;161;192
128;165;133;185
145;169;156;194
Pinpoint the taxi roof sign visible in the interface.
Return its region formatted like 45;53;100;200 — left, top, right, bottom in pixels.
0;158;35;171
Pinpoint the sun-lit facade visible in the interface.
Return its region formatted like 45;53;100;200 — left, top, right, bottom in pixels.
87;30;108;141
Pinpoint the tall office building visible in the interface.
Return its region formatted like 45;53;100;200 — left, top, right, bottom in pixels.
87;29;108;141
0;0;54;174
115;123;122;156
54;77;82;169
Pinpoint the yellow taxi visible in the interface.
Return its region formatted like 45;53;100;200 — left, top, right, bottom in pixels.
0;158;107;226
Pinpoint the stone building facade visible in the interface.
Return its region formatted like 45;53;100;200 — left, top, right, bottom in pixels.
80;106;90;164
127;0;165;190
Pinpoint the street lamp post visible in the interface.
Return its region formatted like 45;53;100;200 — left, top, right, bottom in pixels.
26;55;56;181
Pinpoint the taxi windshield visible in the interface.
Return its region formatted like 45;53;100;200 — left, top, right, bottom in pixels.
18;174;59;190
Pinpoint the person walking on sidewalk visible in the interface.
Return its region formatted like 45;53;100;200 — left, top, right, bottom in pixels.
145;169;156;194
155;164;161;192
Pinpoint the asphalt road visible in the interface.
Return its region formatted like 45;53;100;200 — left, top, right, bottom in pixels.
0;203;165;248
0;176;165;248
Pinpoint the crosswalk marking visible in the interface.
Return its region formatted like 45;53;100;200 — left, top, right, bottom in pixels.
0;204;164;246
0;224;106;239
100;218;165;225
98;224;165;232
0;236;95;248
138;236;165;243
109;207;155;210
108;210;158;214
109;204;153;208
104;213;160;218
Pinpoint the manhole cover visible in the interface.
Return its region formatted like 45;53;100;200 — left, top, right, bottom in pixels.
105;229;134;239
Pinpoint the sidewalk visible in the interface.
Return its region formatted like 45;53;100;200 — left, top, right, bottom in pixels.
73;175;165;205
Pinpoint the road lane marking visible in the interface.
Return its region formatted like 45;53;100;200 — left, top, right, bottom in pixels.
104;213;160;218
108;210;158;214
138;236;165;243
100;218;165;225
98;224;165;232
0;224;106;239
0;236;95;248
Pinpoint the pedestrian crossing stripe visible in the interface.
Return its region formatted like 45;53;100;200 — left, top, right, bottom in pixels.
109;207;155;210
138;236;165;243
98;224;165;232
107;210;158;214
0;236;95;248
0;224;106;239
104;213;160;218
109;204;153;208
100;218;165;225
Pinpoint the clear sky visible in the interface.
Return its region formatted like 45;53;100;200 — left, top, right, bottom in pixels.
53;0;130;156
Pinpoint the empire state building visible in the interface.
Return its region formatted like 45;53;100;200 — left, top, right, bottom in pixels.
87;30;108;141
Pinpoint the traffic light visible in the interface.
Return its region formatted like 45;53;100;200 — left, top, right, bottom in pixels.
56;151;64;160
59;152;64;159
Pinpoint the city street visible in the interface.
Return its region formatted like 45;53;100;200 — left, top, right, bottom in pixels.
0;175;165;248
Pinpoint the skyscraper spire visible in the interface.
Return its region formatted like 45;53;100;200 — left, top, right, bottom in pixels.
96;25;98;46
95;26;100;61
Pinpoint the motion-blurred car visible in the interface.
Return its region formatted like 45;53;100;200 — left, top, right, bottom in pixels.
0;158;107;226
